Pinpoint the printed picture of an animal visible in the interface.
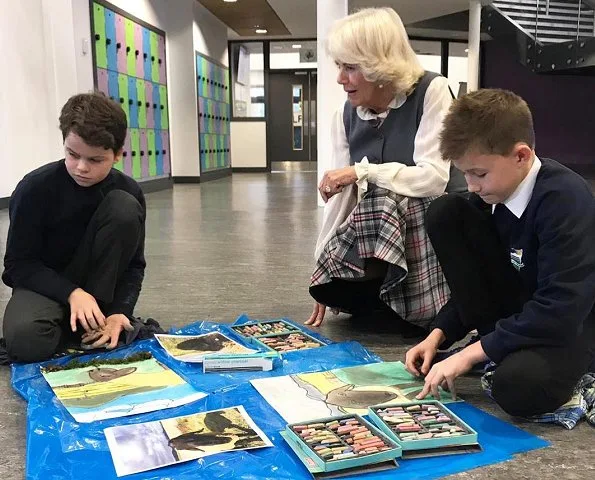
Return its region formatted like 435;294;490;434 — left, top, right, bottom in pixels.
251;361;453;423
104;406;272;477
155;332;255;362
41;353;206;423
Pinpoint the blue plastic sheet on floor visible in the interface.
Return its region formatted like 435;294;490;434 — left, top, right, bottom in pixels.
11;316;549;480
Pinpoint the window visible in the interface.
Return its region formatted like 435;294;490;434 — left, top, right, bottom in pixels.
270;40;317;70
230;42;265;118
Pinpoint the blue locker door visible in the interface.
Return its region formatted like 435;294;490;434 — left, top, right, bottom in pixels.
142;28;152;81
155;128;163;175
108;71;119;102
152;84;161;129
104;9;118;71
127;77;138;128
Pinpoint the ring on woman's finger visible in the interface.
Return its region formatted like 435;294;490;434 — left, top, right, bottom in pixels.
324;185;331;193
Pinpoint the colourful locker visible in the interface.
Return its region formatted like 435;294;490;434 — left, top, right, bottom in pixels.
107;71;119;101
136;79;146;128
97;68;109;96
105;9;117;71
198;98;204;132
129;128;141;179
161;131;170;174
115;14;127;73
117;73;130;121
159;85;168;129
139;129;148;178
142;28;151;81
123;130;132;177
93;3;107;68
125;18;136;76
127;77;138;128
201;134;208;170
133;24;144;79
152;84;161;129
147;130;156;176
155;130;163;175
145;81;154;128
157;34;166;84
149;31;159;83
215;66;221;102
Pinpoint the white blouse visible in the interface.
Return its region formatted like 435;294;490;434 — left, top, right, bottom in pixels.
315;76;454;259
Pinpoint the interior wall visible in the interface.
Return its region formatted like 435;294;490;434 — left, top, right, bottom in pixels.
230;123;267;168
0;0;79;198
482;36;595;171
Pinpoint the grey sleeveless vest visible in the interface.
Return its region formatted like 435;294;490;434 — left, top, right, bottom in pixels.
343;71;466;193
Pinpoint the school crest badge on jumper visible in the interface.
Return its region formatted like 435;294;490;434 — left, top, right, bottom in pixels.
510;248;524;271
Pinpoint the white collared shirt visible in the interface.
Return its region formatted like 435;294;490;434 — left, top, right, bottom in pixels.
493;156;542;218
315;75;453;259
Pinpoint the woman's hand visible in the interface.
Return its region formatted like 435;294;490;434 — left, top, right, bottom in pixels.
319;167;358;202
305;302;340;327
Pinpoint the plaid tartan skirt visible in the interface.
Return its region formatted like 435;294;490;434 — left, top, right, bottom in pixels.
311;188;449;328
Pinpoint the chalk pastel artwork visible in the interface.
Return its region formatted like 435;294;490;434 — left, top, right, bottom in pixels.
104;405;272;477
155;332;256;362
251;361;454;423
41;352;206;423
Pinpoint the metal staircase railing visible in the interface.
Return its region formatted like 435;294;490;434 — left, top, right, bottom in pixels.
484;0;595;72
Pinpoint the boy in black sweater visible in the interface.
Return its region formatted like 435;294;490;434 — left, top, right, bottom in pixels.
406;89;594;417
2;92;146;362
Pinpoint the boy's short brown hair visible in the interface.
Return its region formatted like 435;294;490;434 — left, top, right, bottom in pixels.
59;92;127;153
440;88;535;161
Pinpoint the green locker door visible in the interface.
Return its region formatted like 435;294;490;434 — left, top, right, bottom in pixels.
117;73;130;122
150;31;159;83
204;134;211;170
147;130;156;176
93;3;107;68
125;18;136;76
159;85;169;129
130;129;141;179
136;79;146;128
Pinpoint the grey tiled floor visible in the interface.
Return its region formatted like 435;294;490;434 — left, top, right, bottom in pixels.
0;172;593;479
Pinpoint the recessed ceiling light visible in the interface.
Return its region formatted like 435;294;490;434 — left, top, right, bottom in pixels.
255;28;268;34
465;48;469;52
292;44;302;49
223;0;237;3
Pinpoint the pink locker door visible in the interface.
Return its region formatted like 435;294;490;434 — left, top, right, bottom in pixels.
97;69;109;95
157;35;166;84
140;129;148;178
145;81;154;128
123;130;132;177
161;131;170;175
115;14;127;72
134;23;144;79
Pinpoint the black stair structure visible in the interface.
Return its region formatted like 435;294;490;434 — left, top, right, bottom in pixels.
483;0;595;73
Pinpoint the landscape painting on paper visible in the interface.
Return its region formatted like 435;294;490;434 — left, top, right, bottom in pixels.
41;352;206;423
155;332;256;362
251;361;453;423
104;406;272;477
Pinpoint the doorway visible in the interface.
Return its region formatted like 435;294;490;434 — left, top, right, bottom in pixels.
268;70;317;169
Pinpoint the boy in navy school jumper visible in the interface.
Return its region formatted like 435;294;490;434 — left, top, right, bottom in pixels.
405;89;595;417
2;92;146;363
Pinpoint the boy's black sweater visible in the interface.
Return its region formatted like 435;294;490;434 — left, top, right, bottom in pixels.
2;160;146;317
437;158;595;363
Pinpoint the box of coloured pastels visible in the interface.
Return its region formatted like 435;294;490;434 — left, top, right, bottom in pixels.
367;401;481;459
281;414;401;478
232;320;327;353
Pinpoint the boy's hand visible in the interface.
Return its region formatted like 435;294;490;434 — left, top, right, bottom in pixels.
81;314;134;350
68;288;106;332
416;341;488;401
405;329;445;377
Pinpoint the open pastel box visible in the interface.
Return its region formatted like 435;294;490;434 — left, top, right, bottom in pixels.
367;400;481;459
282;414;402;476
231;319;301;338
251;331;327;353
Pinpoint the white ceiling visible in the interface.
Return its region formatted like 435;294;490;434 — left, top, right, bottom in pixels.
261;0;491;38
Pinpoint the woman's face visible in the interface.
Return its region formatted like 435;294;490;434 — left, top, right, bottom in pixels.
336;63;378;108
